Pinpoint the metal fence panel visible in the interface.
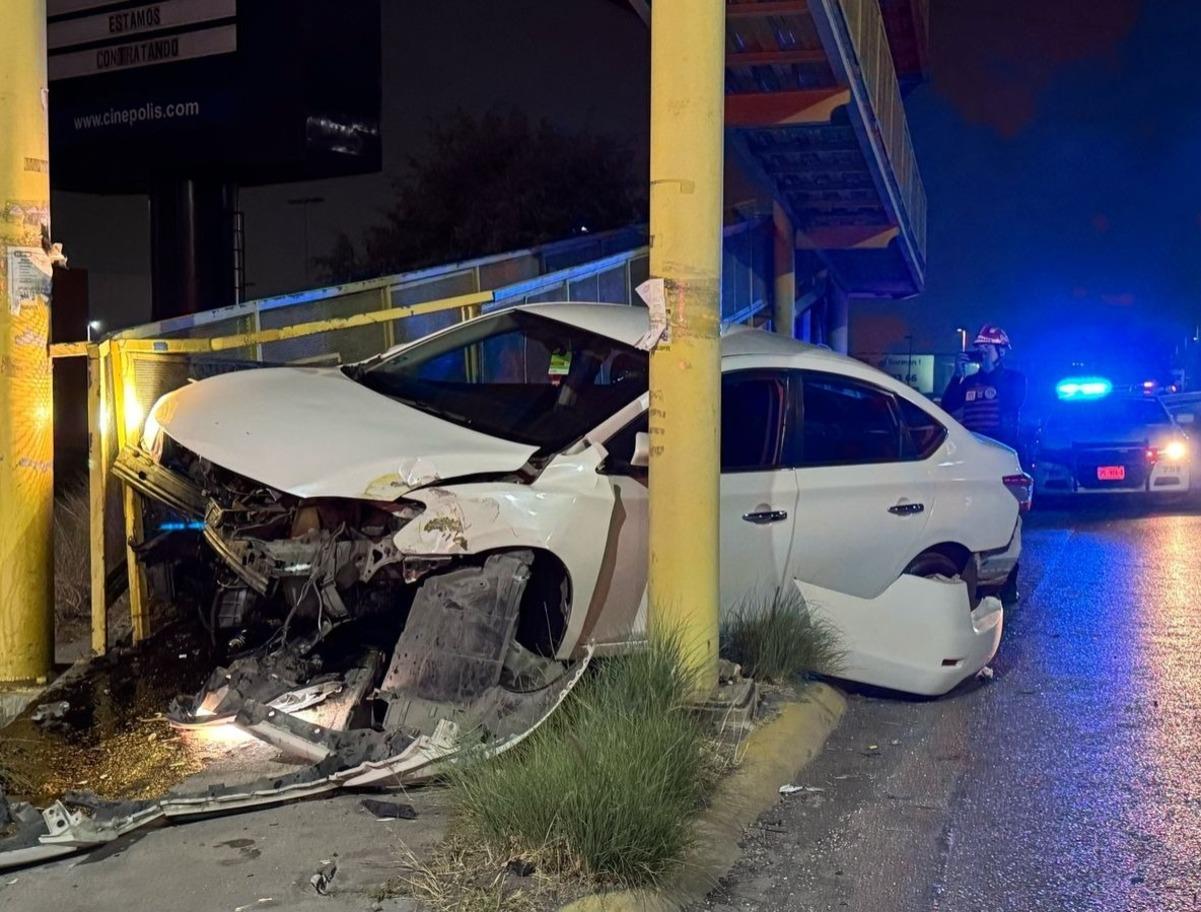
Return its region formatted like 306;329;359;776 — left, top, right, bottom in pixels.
260;287;387;364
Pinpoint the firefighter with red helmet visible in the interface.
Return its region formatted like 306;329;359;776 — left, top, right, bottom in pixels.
942;324;1027;450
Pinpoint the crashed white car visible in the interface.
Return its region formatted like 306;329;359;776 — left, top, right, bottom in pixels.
119;301;1024;704
0;301;1022;864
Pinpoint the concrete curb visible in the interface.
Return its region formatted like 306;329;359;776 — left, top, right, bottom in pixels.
560;682;847;912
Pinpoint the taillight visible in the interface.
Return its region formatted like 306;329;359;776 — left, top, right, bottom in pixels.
1003;473;1033;513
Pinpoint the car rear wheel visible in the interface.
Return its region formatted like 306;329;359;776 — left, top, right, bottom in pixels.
903;549;979;608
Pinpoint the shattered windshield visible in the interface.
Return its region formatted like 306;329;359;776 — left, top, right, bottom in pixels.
352;310;649;450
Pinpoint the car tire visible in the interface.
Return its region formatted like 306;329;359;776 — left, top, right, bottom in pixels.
903;550;979;608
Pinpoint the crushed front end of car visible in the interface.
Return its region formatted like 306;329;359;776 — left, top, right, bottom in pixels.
1;437;587;870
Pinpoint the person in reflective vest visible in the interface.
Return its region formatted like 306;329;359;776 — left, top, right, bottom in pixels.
943;323;1026;604
942;323;1026;451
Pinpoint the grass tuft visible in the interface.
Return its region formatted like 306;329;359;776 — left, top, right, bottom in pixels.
451;632;710;888
720;586;844;683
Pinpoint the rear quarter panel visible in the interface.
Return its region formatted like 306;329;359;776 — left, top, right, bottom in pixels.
921;433;1021;555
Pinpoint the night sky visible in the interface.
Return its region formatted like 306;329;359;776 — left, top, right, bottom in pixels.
888;0;1201;374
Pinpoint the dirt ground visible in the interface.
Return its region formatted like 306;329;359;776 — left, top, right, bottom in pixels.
1;621;216;805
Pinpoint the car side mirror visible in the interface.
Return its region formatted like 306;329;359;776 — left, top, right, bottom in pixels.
630;431;651;469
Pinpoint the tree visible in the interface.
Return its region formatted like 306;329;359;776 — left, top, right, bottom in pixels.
316;111;647;282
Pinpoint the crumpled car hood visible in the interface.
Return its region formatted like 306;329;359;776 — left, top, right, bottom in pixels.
152;367;538;499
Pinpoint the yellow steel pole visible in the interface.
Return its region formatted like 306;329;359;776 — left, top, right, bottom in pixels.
772;202;796;336
646;0;725;693
0;0;54;683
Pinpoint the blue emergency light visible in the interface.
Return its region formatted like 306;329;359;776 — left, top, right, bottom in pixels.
158;520;206;532
1056;376;1113;401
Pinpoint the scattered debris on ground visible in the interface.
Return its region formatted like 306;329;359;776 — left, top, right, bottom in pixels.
360;798;418;820
309;857;338;895
0;547;592;872
778;784;823;796
29;701;69;726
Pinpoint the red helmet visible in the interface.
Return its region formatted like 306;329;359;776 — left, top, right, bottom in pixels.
973;324;1011;349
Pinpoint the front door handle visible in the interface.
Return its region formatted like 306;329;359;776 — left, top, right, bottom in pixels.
743;509;788;524
888;502;925;516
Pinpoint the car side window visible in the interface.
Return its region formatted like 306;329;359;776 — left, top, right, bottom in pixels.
722;371;791;472
897;397;948;460
800;372;903;466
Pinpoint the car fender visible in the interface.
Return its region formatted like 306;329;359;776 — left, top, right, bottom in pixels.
392;451;620;660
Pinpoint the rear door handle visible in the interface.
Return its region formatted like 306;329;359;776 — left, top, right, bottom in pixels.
888;502;925;516
742;509;788;524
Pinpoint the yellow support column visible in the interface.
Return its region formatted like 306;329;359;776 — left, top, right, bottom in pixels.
647;0;725;693
773;202;796;336
87;343;110;655
0;0;54;683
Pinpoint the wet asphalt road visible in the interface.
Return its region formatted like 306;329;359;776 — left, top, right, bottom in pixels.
697;504;1201;912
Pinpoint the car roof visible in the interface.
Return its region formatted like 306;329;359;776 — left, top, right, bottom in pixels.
516;301;852;364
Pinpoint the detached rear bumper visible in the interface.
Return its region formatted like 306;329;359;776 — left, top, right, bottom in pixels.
798;574;1003;697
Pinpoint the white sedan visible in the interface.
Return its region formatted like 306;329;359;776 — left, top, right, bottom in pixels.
122;303;1025;708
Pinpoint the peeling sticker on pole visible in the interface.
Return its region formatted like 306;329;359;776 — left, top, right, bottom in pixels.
634;277;669;350
6;245;53;316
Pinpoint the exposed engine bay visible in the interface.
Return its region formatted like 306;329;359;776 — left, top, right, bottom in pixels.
0;442;585;870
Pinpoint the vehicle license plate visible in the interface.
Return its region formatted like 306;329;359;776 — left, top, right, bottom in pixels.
1097;465;1126;481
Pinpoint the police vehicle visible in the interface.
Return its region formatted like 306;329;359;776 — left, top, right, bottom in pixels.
1033;376;1190;500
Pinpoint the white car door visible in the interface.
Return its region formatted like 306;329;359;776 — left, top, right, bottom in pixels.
788;370;938;599
590;370;802;635
718;370;802;611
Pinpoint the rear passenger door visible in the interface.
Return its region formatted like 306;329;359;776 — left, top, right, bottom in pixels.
719;370;802;610
788;372;941;599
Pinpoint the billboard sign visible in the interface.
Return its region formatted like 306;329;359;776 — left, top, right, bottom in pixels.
48;0;381;192
47;0;237;55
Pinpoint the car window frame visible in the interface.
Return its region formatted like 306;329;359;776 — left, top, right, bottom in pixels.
796;370;911;469
895;393;949;461
596;369;802;477
719;368;800;474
